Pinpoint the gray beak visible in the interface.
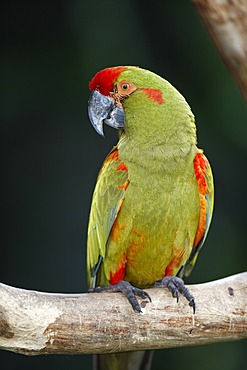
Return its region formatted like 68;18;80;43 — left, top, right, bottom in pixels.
88;90;124;136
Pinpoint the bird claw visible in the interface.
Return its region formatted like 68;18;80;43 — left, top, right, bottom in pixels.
89;280;151;313
154;276;196;313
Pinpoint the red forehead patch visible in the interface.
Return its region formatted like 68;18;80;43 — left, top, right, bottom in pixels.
89;66;127;96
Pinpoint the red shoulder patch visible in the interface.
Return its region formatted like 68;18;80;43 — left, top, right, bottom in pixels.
104;147;120;163
89;66;127;96
140;88;164;104
104;147;128;172
117;163;128;171
194;152;209;194
193;152;209;246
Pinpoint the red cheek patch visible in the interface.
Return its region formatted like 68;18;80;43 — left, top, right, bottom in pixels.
140;88;164;104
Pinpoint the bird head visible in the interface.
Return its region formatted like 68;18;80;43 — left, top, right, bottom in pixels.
88;66;196;147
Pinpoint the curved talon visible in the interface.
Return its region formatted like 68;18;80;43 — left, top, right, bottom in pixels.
155;276;196;313
89;280;151;313
132;286;152;302
189;299;196;314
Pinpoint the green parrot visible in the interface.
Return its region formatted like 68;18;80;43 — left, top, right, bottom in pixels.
87;66;214;370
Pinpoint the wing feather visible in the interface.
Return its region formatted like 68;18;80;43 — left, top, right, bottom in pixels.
87;146;129;287
181;152;214;277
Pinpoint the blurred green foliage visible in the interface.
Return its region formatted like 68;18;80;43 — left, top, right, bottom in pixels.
0;1;246;369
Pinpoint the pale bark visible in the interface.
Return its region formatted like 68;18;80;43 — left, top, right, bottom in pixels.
0;272;246;355
193;0;247;102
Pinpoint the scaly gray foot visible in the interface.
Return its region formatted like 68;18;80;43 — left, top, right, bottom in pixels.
154;276;196;313
89;280;152;313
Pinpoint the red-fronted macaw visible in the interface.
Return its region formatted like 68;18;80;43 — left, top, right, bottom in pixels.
87;66;214;370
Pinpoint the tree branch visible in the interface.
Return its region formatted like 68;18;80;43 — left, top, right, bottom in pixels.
0;273;246;355
192;0;247;102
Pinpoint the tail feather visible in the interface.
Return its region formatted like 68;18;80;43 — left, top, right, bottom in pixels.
93;351;154;370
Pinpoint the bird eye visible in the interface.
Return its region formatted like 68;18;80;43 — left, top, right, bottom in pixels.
116;80;137;97
121;83;129;90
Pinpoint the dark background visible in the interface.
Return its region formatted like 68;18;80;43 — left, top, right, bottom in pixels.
0;1;246;369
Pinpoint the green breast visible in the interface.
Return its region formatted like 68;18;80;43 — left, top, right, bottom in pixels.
106;145;200;288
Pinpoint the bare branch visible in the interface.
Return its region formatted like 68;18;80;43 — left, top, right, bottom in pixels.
193;0;247;102
0;273;246;355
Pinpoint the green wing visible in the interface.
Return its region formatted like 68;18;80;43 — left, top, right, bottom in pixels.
87;146;129;288
180;152;214;277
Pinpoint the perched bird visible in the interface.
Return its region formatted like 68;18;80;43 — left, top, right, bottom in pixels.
87;66;214;370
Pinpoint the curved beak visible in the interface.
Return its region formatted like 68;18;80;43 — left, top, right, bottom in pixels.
88;90;124;136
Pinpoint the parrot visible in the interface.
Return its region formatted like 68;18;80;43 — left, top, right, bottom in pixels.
87;66;214;370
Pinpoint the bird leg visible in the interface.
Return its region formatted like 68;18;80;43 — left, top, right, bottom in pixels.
89;280;151;313
154;276;196;313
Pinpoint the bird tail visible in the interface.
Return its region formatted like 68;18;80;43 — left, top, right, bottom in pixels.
93;350;154;370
